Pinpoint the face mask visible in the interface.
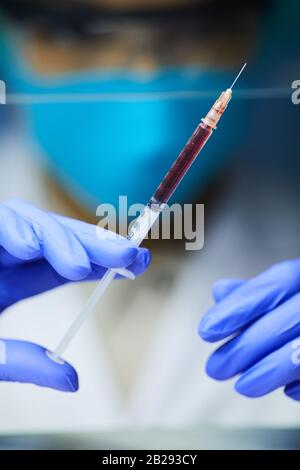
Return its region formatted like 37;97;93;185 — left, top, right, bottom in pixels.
3;31;243;211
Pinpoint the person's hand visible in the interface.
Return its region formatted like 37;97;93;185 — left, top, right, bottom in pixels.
199;259;300;401
0;199;151;392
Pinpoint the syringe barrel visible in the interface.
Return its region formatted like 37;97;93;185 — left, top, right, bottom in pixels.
153;122;213;204
51;87;234;361
152;88;232;205
127;199;163;246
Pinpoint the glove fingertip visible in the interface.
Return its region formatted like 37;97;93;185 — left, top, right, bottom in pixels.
284;381;300;401
54;365;79;393
122;247;140;266
0;340;79;392
67;262;92;281
234;375;262;398
205;357;222;380
99;243;139;268
205;353;233;381
198;315;222;342
131;247;151;272
0;204;40;260
142;248;152;269
42;349;79;392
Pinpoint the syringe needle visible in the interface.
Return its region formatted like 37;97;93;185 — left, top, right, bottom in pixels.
229;62;247;90
49;63;245;363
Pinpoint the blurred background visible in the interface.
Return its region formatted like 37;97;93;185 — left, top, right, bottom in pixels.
0;0;299;449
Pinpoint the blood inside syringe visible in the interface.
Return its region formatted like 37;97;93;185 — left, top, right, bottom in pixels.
153;122;213;204
50;65;248;360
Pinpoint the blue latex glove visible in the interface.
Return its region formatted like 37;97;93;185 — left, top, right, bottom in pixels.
0;199;151;392
199;259;300;401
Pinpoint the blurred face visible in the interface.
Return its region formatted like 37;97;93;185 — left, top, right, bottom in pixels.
5;0;256;75
0;0;270;212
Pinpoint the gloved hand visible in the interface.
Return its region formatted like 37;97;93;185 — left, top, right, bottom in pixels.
0;199;151;392
199;259;300;401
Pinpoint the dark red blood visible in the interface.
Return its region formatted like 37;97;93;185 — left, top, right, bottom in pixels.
153;122;212;204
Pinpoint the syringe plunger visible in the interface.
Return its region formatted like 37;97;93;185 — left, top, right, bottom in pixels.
50;64;247;362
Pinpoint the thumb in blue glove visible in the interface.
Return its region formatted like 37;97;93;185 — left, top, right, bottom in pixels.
0;199;151;392
0;339;78;392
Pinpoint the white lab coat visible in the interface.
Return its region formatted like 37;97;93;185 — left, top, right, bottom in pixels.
0;128;300;433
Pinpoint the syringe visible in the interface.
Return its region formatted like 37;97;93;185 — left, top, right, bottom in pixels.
49;63;246;362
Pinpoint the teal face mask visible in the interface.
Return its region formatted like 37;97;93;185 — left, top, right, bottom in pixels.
3;33;243;211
